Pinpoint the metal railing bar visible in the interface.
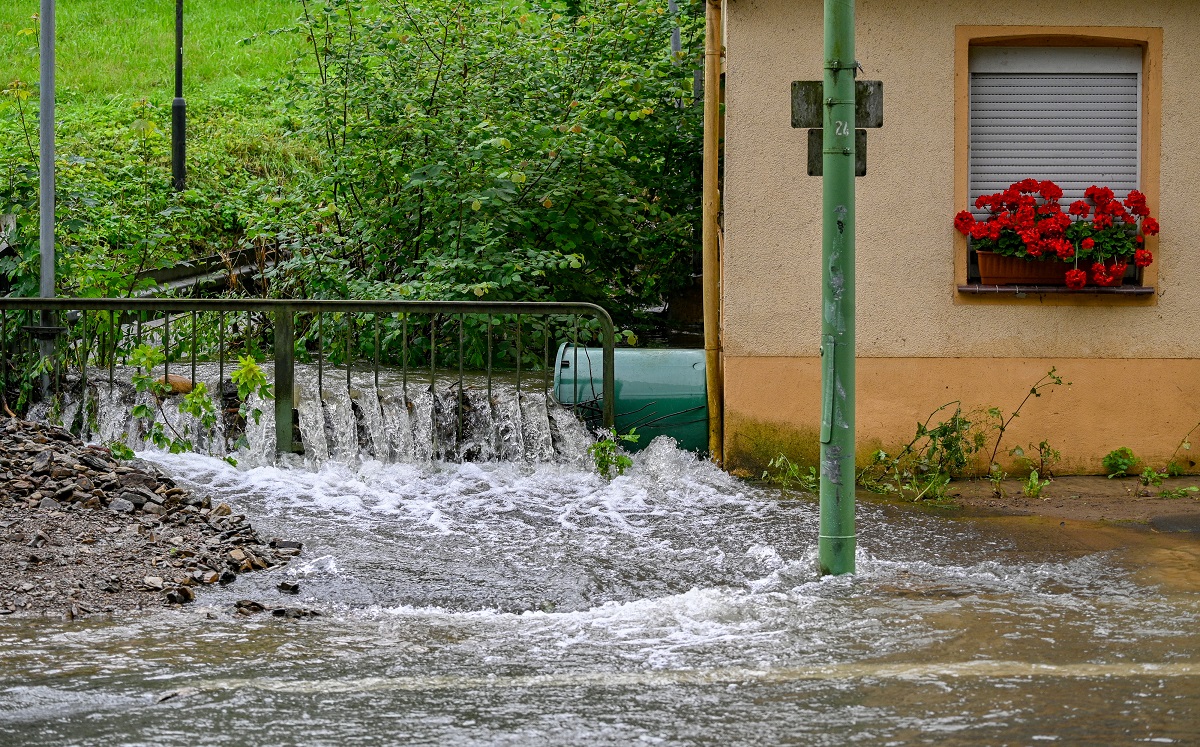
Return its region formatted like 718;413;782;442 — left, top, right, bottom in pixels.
317;312;324;398
164;312;170;379
218;311;225;393
542;317;550;396
457;314;464;450
0;298;616;318
108;312;115;394
572;317;580;409
78;311;87;438
372;315;380;390
543;317;553;444
429;314;437;458
190;310;197;385
1;311;7;403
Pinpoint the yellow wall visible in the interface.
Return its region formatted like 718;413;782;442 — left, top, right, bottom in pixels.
721;0;1200;469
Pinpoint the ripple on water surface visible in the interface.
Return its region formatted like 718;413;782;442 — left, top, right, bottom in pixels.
1;438;1198;746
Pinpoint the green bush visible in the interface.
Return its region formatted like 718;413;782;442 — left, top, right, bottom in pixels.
278;0;704;314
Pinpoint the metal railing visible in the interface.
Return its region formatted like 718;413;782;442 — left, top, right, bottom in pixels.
0;298;615;456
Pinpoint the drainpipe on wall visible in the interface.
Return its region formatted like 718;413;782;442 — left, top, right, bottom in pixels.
702;0;724;464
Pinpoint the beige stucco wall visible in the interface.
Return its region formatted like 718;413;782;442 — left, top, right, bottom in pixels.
721;1;1200;469
722;0;1198;360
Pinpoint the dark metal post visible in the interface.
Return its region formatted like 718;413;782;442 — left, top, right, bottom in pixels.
274;307;295;455
38;0;56;396
171;0;186;191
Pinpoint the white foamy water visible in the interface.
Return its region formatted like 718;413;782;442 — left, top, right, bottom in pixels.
7;395;1200;745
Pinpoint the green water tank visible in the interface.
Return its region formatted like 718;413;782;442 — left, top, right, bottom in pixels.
553;343;708;453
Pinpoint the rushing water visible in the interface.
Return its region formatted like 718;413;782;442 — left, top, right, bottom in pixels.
3;370;1200;745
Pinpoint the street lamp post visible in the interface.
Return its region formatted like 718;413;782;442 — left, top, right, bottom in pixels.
172;0;186;191
38;0;56;396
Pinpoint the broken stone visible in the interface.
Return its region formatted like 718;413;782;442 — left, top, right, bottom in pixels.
164;586;194;604
234;599;266;614
108;497;135;514
29;451;53;475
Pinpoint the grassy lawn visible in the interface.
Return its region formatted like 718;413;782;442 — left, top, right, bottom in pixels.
0;0;305;100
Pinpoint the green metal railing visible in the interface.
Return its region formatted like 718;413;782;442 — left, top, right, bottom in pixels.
0;298;615;457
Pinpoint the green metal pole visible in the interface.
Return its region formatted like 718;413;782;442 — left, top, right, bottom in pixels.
818;0;856;575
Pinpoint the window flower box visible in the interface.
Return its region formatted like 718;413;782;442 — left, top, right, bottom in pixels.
956;179;1157;289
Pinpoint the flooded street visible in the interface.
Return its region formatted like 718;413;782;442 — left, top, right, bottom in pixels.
2;435;1197;745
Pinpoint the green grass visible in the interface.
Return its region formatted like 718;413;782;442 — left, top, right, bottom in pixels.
0;0;305;100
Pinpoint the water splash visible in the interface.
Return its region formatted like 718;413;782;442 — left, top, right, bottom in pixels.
43;363;596;470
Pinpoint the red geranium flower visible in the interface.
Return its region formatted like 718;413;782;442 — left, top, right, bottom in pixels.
1092;262;1114;286
958;180;1161;281
1085;185;1115;207
1125;190;1150;217
1065;269;1087;289
1038;181;1063;201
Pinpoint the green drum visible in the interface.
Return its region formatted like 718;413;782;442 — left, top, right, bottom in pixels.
553;343;708;453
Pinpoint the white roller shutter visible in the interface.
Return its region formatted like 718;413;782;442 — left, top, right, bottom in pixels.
969;47;1141;214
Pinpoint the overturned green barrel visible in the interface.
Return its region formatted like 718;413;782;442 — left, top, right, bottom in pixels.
553;343;708;453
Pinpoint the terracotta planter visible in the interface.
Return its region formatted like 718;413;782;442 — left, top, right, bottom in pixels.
975;251;1070;286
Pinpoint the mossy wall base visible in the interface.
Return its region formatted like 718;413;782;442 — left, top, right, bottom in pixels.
723;356;1200;475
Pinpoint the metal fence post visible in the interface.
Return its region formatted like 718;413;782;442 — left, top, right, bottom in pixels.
595;311;616;430
274;306;295;455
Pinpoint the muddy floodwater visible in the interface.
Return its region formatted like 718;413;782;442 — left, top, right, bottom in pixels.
2;437;1198;745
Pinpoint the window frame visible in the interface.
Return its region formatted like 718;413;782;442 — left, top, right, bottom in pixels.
953;26;1162;306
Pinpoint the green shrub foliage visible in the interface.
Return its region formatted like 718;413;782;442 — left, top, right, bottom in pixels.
279;0;703;311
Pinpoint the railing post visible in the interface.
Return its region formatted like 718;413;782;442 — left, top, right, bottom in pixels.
599;313;615;430
274;306;296;455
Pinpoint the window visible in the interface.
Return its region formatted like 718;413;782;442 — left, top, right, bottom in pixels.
968;47;1140;216
952;27;1162;303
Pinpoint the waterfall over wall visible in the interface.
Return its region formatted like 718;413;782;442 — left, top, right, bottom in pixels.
34;363;596;469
